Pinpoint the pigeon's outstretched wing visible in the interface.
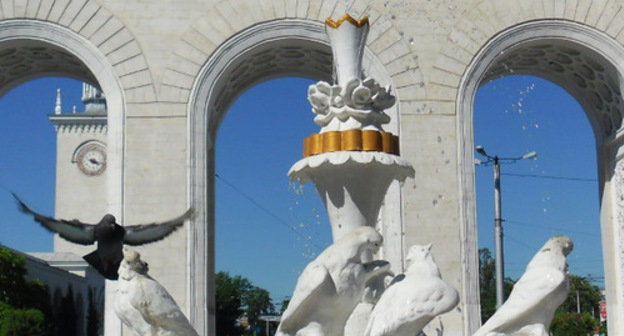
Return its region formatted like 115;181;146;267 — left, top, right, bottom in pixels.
13;193;96;245
123;208;193;245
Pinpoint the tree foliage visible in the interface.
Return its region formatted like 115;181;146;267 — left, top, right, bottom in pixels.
215;271;275;336
479;248;514;323
550;275;602;335
56;286;78;336
0;302;49;336
0;247;52;336
558;275;602;314
86;287;103;336
551;312;598;336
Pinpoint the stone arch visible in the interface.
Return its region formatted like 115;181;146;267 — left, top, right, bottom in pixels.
187;17;412;334
164;0;423;105
0;19;128;334
0;18;125;216
458;19;624;334
0;0;155;103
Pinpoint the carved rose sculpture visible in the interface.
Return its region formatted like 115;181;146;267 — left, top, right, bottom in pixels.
309;77;394;132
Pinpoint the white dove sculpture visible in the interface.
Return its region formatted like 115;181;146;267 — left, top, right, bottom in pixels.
473;235;574;336
276;226;391;336
114;247;199;336
364;244;459;336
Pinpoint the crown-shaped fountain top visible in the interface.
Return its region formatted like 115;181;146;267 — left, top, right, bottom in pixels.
306;13;395;138
325;14;369;87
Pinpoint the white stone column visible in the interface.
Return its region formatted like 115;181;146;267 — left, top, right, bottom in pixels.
605;156;624;334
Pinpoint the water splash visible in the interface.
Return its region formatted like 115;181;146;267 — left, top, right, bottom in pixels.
289;181;305;195
289;186;328;261
506;83;535;115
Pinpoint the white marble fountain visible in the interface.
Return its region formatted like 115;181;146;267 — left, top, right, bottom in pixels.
111;12;574;336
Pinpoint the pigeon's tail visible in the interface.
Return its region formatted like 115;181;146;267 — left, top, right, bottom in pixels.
84;250;120;280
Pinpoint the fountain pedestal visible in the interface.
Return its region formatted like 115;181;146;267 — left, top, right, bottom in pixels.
289;151;412;241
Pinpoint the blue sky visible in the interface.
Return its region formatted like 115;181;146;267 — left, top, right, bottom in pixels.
0;74;603;306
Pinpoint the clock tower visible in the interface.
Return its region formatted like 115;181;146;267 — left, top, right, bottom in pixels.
49;83;108;255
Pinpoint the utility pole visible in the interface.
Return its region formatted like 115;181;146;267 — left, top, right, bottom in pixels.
476;145;537;308
576;290;581;314
493;156;504;309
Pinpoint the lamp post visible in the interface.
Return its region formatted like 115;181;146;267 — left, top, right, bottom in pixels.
475;145;537;308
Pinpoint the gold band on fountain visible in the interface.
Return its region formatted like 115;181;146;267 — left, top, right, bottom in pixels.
303;130;400;157
325;14;369;28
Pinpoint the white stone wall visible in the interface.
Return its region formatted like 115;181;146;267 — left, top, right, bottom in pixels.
1;0;624;335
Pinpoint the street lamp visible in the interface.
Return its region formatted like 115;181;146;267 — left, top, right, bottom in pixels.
475;145;537;309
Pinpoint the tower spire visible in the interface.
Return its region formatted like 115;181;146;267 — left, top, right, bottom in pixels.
54;88;62;115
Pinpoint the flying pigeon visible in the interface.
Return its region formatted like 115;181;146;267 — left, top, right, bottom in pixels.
473;235;574;336
115;247;199;336
276;226;390;336
364;244;459;336
13;193;193;280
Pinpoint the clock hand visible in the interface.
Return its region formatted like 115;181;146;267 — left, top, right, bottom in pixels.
89;158;102;165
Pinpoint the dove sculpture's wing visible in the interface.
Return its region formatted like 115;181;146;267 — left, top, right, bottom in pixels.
366;278;458;336
278;261;336;333
13;193;96;245
474;266;566;335
123;208;193;245
132;274;200;335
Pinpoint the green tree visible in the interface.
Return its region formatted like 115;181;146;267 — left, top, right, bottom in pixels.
57;286;78;336
479;248;514;323
86;287;103;336
558;275;602;314
216;272;246;336
550;275;602;335
279;298;290;315
0;247;52;336
551;312;598;336
0;302;48;336
243;285;273;330
215;272;275;336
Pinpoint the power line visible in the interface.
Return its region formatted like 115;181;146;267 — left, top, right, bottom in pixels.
501;172;597;182
215;173;323;251
504;219;600;237
504;235;536;251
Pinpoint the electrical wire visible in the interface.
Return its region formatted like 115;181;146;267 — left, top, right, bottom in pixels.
504;219;600;237
501;172;597;182
215;173;323;251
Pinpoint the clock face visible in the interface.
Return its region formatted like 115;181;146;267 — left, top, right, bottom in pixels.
76;144;106;176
